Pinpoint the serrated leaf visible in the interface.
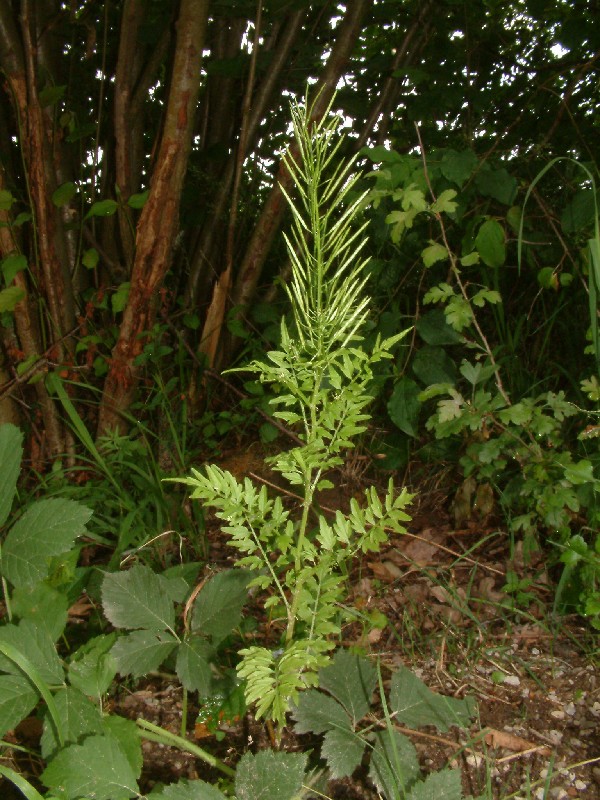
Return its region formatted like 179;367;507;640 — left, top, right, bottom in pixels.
102;716;143;779
111;630;178;678
191;569;252;645
460;251;479;267
431;189;457;214
41;687;103;759
176;636;213;694
321;727;366;778
407;769;463;800
292;690;352;735
51;182;76;207
41;734;139;800
318;649;377;724
369;729;421;797
1;498;92;589
235;749;307;800
0;423;23;528
11;583;68;642
68;633;118;696
0;620;64;685
0;285;25;312
149;779;227;799
0;674;38;738
390;666;475;731
102;565;175;631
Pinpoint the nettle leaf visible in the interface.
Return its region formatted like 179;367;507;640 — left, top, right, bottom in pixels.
321;727;366;778
11;583;68;642
0;620;64;685
102;564;176;631
68;633;118;696
111;630;178;678
390;665;475;731
0;674;38;739
149;779;227;799
176;636;213;694
318;649;377;724
388;377;421;438
407;769;463;800
41;686;103;759
41;734;139;800
369;729;421;798
191;569;252;645
235;749;307;800
292;690;352;735
1;498;92;589
0;423;23;528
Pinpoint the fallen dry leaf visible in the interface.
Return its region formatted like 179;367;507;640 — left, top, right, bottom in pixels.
484;728;550;755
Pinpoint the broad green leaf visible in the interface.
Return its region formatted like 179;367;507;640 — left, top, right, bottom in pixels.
387;377;421;438
369;729;420;798
127;190;149;209
82;248;99;269
292;690;352;735
318;649;377;724
0;423;22;527
361;145;403;164
40;687;103;759
407;769;463;800
102;564;176;631
561;189;595;233
0;620;64;685
149;780;227;799
0;285;25;312
416;310;463;346
11;583;68;642
176;636;213;694
460;251;479;267
475;219;505;268
0;189;14;211
111;630;178;678
102;716;143;779
51;182;76;208
321;727;366;778
111;281;130;313
440;149;478;187
38;84;65;107
68;633;118;696
1;253;27;283
235;749;307;800
191;569;252;645
41;734;139;800
1;498;92;589
475;167;517;205
390;665;475;731
85;198;118;219
422;241;448;268
0;674;38;738
413;346;458;387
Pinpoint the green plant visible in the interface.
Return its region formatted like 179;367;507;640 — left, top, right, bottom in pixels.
180;94;412;730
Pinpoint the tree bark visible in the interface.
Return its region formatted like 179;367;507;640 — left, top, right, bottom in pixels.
97;0;209;437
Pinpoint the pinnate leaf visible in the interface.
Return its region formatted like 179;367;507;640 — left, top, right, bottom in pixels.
1;498;92;589
149;779;227;799
102;564;175;631
390;665;475;731
191;569;252;645
235;749;307;800
176;636;213;694
292;690;351;735
11;583;68;642
111;630;178;678
369;729;420;798
407;769;463;800
41;734;139;800
318;649;377;724
321;727;366;778
0;620;63;685
41;687;103;759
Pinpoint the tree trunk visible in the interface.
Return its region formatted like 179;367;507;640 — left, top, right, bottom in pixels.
97;0;209;437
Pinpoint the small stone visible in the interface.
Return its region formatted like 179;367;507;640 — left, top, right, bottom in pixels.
550;709;565;719
504;674;521;686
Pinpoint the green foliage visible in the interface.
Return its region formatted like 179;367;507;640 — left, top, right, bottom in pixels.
292;649;476;800
181;95;413;728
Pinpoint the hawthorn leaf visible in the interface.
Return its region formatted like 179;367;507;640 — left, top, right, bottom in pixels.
1;498;92;589
41;734;139;800
102;564;175;631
